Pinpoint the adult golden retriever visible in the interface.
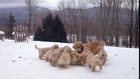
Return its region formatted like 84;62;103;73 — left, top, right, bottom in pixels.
73;40;106;55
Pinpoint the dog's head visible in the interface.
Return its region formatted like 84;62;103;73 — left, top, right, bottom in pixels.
63;46;72;53
73;42;84;54
53;44;59;49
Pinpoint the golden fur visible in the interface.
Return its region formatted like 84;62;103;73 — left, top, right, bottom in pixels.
86;52;102;72
35;44;59;59
78;48;102;72
76;46;91;66
58;46;71;68
44;47;59;62
50;46;67;66
97;46;108;65
73;42;84;54
73;40;106;55
69;50;79;65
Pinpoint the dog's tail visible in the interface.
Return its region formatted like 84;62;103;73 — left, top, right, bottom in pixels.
35;45;39;50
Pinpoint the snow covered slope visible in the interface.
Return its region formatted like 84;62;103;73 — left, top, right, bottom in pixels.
0;40;139;79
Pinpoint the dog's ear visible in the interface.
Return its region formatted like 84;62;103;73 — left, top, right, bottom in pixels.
73;44;76;49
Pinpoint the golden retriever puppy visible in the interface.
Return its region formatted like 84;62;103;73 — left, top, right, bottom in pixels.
69;50;79;65
86;52;102;72
78;49;102;72
97;46;108;65
50;46;67;66
58;46;71;68
35;44;59;59
44;46;59;62
76;46;91;66
73;40;106;55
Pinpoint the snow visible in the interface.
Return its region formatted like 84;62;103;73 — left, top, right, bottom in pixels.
0;31;5;34
0;39;139;79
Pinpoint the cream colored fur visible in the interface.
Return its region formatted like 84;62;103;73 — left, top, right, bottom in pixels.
44;47;59;62
50;46;67;66
97;46;108;65
35;44;59;59
58;46;71;68
70;50;79;65
73;40;106;55
86;52;102;72
77;47;102;72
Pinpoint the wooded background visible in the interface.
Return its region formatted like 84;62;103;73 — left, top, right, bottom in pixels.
0;0;139;48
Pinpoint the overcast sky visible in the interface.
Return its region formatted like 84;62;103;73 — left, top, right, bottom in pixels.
0;0;139;9
0;0;61;9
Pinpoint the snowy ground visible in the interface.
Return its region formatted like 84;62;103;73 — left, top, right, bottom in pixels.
0;39;139;79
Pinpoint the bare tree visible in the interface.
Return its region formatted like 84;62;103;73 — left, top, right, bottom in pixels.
134;1;139;48
110;0;123;46
25;0;37;35
76;0;89;43
89;0;113;43
58;0;66;24
58;0;78;43
124;0;137;48
88;0;102;40
56;0;138;48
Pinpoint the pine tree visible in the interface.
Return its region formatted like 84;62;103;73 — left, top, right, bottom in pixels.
41;13;54;41
34;13;67;42
34;27;44;41
53;15;67;42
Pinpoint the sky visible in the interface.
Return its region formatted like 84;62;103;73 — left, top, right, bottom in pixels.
0;0;139;10
0;0;61;9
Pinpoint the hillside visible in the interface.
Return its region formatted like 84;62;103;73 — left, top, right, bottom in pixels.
0;6;52;24
0;6;133;24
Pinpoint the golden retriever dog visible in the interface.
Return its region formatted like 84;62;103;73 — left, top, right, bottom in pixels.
72;42;84;54
50;46;67;66
58;46;71;68
44;46;59;62
78;48;102;72
76;46;91;66
69;50;79;65
35;44;59;59
97;46;108;65
86;52;102;72
73;40;106;55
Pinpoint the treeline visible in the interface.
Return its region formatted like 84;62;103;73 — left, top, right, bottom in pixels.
0;0;139;48
57;0;139;48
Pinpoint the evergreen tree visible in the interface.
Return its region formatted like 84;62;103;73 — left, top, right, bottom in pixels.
6;13;16;39
53;15;67;42
34;27;44;41
34;13;67;42
41;13;54;41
